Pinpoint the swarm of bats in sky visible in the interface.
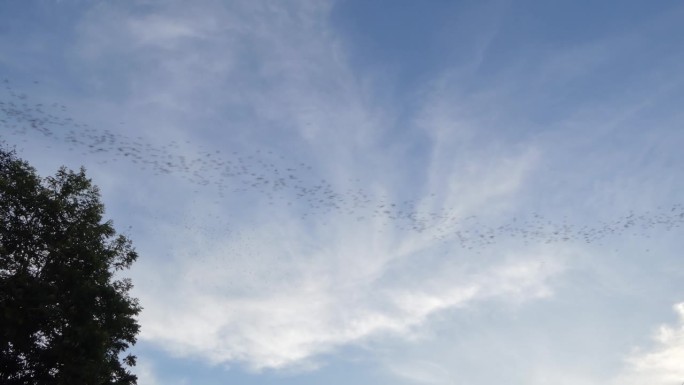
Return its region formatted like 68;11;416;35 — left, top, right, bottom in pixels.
2;78;682;252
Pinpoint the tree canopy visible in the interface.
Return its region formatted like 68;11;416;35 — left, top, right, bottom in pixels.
0;146;141;385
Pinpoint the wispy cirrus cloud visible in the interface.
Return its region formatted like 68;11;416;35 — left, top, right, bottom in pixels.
49;0;562;372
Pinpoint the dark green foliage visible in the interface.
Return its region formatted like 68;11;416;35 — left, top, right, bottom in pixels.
0;147;141;385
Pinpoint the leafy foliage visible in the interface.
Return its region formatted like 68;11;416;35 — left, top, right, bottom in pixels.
0;147;141;385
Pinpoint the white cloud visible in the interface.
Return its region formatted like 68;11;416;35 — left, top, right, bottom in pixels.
616;302;684;385
134;218;565;370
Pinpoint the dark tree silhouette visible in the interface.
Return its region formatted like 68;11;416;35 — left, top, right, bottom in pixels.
0;146;141;385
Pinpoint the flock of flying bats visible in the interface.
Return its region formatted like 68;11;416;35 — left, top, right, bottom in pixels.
2;78;682;253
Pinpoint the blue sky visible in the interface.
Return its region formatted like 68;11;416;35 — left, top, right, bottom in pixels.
2;1;684;384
